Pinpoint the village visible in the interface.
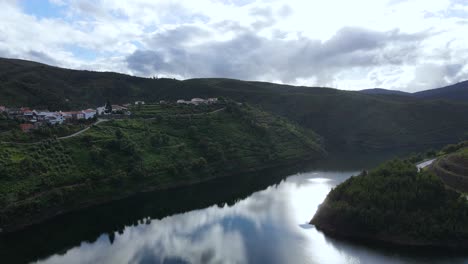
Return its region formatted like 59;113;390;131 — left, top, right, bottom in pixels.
0;97;219;133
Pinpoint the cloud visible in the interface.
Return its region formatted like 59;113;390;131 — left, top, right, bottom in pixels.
126;25;429;85
27;50;58;65
1;0;468;91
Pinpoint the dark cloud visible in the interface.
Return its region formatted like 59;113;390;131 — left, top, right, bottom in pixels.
146;25;211;48
126;26;430;84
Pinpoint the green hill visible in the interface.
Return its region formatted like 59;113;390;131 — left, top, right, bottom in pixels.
1;58;468;151
414;80;468;102
0;102;325;232
430;145;468;193
311;159;468;250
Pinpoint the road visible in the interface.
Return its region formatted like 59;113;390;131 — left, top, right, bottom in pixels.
416;158;436;170
2;108;224;144
57;119;109;140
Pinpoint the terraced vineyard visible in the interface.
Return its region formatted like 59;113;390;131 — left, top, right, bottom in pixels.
430;147;468;193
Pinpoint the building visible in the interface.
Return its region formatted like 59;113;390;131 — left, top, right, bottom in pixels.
7;108;22;117
20;123;34;133
45;114;64;125
207;98;218;104
0;106;6;112
191;98;205;105
62;111;84;120
177;98;219;105
111;105;128;114
74;111;85;120
96;106;106;115
61;111;74;120
82;109;96;119
135;101;145;105
23;110;35;120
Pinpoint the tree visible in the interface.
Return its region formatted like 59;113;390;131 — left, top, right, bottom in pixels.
105;100;112;114
115;129;124;140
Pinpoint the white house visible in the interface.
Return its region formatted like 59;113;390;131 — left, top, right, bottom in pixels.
191;98;205;105
82;109;96;119
96;106;106;115
207;98;218;104
135;101;145;105
46;114;64;125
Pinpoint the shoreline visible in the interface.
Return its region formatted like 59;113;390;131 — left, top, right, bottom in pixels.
1;156;318;234
311;215;468;252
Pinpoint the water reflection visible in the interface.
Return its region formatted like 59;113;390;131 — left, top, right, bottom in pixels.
2;152;468;264
31;170;468;264
34;171;352;264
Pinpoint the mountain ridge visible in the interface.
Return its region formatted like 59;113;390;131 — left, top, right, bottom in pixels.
1;57;468;151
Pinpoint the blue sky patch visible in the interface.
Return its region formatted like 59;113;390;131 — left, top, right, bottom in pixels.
20;0;66;19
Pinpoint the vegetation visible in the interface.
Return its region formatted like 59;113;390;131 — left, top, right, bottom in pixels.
0;102;324;232
311;159;468;249
1;58;468;151
404;140;468;164
430;146;468;193
0;122;93;143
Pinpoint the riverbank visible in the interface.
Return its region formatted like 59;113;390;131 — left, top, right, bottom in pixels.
311;159;468;252
2;156;319;233
0;103;326;232
312;212;468;252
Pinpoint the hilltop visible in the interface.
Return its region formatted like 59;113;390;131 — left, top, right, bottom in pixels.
414;81;468;102
359;88;411;96
358;82;468;102
1;58;468;151
0;102;325;232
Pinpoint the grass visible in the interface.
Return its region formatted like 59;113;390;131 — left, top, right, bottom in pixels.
0;102;325;231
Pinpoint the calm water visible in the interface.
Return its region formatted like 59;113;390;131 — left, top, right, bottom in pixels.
1;154;468;264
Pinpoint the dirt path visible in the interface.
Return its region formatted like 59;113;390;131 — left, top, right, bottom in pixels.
0;119;109;145
57;118;109;140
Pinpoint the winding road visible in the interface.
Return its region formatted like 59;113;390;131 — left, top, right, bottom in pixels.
416;158;436;170
57;118;109;140
1;108;224;145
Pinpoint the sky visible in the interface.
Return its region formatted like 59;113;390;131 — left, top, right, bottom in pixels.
0;0;467;92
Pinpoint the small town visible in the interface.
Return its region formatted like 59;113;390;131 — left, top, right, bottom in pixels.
0;97;219;132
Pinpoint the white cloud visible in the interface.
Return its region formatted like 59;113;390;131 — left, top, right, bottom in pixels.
0;0;467;91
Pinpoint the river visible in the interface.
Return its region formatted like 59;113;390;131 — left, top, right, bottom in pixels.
1;154;468;264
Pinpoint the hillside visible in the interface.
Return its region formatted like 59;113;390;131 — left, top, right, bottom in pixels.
311;159;468;250
0;102;325;232
1;58;468;151
414;81;468;102
430;144;468;193
359;88;412;96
